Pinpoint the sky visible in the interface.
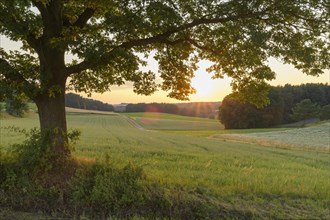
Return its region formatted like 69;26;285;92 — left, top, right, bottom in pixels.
1;36;329;104
89;58;329;104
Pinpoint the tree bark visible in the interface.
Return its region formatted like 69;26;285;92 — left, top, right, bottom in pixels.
35;89;70;156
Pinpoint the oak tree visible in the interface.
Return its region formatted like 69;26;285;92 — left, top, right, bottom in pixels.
1;0;329;156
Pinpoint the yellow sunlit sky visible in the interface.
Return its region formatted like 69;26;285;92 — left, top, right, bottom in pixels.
1;36;329;104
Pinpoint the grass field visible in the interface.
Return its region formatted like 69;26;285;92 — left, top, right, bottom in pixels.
1;111;330;218
123;112;223;130
214;122;330;151
123;112;217;121
159;127;291;138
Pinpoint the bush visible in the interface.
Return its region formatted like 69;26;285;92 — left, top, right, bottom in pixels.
5;97;28;117
0;128;81;216
70;163;147;218
291;99;320;122
320;105;330;120
7;128;79;177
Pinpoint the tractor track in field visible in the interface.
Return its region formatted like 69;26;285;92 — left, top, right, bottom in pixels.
65;107;146;131
120;115;145;131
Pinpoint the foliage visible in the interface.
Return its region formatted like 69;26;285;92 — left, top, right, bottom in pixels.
9;128;77;165
125;102;221;119
219;83;329;129
319;104;330;121
5;94;28;117
220;96;255;129
291;99;320;122
1;128;81;187
0;128;77;216
70;163;148;218
125;102;179;114
65;92;114;111
0;0;329;107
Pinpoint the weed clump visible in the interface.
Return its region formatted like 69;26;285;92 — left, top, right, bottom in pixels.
70;163;146;218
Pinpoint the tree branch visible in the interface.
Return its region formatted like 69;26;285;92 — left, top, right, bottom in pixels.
72;8;96;28
31;0;47;17
119;14;253;49
26;33;41;53
65;61;88;76
66;12;261;76
186;38;217;54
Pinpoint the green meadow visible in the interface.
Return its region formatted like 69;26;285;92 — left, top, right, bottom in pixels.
1;111;330;218
123;112;223;130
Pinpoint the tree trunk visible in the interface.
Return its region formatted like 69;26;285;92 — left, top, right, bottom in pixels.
35;90;70;157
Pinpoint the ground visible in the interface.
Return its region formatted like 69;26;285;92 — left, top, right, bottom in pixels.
0;109;329;219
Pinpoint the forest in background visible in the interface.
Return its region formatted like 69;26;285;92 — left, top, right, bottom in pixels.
219;83;330;129
65;83;329;127
65;93;114;112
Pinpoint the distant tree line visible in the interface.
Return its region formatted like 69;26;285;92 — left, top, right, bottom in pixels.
219;83;330;129
176;102;220;119
125;103;179;114
65;93;114;112
125;102;220;118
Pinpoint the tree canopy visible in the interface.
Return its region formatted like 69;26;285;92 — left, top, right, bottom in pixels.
1;0;329;103
0;0;329;154
291;99;320;122
320;105;330;120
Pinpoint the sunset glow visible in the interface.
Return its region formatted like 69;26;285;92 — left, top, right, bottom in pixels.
191;72;216;98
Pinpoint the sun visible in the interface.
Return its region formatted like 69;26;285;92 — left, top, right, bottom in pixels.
193;83;214;98
191;72;217;99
